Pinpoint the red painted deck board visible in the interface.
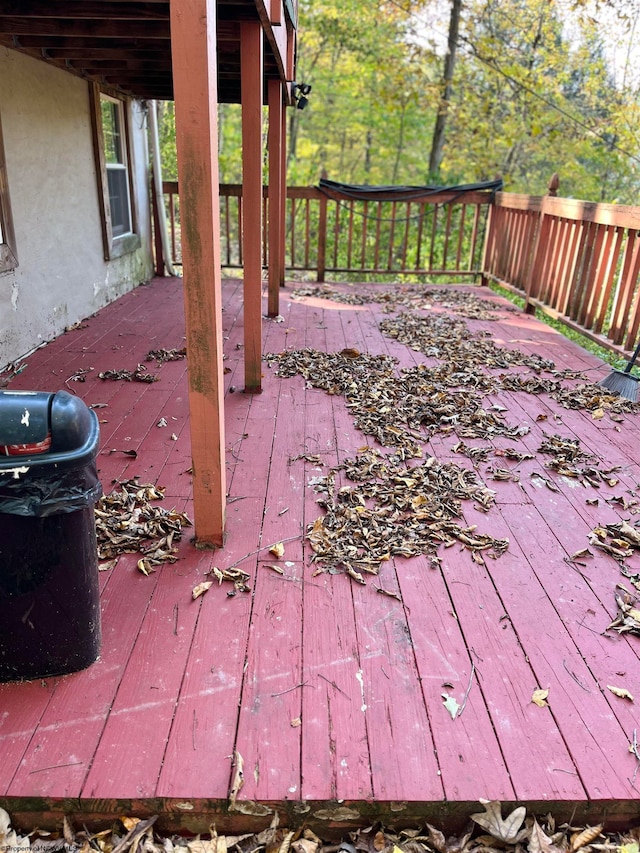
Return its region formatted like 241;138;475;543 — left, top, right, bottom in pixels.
2;277;640;831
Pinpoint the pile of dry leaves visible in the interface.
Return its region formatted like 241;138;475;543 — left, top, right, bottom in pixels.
98;347;187;384
2;802;638;853
266;349;530;459
95;479;192;576
268;287;639;592
379;312;633;416
292;284;507;320
307;448;507;581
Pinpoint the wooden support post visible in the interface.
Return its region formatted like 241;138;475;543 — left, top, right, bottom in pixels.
241;20;264;393
279;99;287;287
170;0;226;547
150;163;165;277
267;78;283;317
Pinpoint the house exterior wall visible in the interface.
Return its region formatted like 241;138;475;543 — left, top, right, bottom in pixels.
0;47;154;371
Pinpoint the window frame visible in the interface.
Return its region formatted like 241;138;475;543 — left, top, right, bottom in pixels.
0;111;18;274
89;83;141;260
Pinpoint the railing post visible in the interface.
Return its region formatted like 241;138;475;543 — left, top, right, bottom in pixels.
151;167;165;276
317;172;327;283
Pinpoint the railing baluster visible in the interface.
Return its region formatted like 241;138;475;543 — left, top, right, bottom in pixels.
401;202;411;272
317;191;327;283
289;197;296;269
429;205;438;269
610;230;640;346
593;226;624;335
333;200;341;270
416;203;425;271
304;198;311;270
387;202;397;271
455;204;466;271
360;201;368;270
374;202;382;272
442;204;453;269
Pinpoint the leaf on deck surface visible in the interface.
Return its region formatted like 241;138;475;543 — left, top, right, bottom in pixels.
228;750;244;810
531;688;550;707
95;479;192;572
146;346;186;363
609;587;640;636
206;565;251;594
99;364;159;383
305;447;507;579
192;581;213;600
441;692;460;720
291;284;504;320
268;298;638;599
607;684;634;701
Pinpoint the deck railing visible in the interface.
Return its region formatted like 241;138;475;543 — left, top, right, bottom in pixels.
483;180;640;356
161;177;640;359
162;180;494;282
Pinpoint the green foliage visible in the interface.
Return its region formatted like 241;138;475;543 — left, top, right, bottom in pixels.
157;0;640;203
157;101;177;181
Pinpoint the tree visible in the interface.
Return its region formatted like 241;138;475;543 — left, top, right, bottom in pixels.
428;0;462;179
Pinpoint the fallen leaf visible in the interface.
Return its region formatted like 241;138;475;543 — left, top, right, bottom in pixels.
607;685;634;701
570;825;603;851
293;841;319;853
192;581;213;600
531;688;549;707
228;750;244;810
529;817;561;853
470;800;528;843
441;692;460;719
290;717;302;728
269;542;285;558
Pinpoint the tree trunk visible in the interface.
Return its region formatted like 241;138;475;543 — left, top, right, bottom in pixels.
392;102;406;184
364;129;373;176
428;0;462;180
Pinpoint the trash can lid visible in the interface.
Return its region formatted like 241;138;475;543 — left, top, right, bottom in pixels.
0;391;53;452
0;390;100;472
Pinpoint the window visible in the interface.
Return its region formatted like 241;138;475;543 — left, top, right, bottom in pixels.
101;96;132;237
90;84;140;259
0;111;18;273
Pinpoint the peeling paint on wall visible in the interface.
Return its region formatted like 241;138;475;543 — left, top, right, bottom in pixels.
0;47;154;370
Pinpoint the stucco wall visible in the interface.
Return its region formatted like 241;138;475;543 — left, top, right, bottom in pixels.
0;47;154;370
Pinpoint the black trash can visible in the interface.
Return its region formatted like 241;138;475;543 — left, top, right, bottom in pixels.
0;390;102;681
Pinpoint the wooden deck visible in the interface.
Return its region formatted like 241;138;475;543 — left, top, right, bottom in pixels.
2;276;640;834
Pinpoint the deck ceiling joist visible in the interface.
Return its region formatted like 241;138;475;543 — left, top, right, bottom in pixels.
0;1;288;102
